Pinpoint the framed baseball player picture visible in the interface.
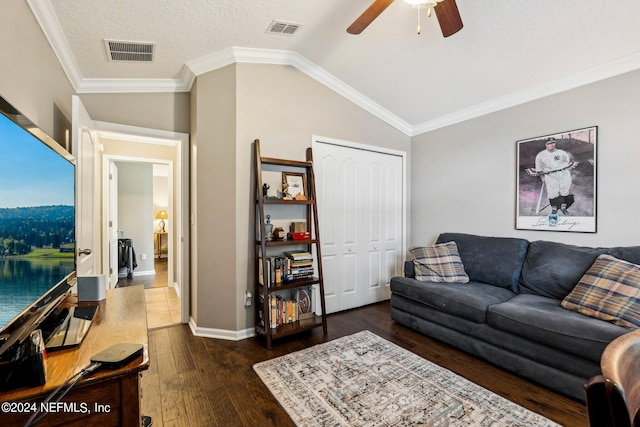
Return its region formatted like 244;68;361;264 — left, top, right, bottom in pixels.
516;126;597;233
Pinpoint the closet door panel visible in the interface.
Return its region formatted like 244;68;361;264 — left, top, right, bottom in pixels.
314;141;403;314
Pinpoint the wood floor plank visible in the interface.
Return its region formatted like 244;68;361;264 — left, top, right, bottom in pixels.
245;375;295;426
141;301;588;427
180;370;219;426
203;382;244;426
167;325;196;373
156;351;189;423
140;372;163;426
224;380;280;427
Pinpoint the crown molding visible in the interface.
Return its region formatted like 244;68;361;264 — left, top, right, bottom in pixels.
411;51;640;136
30;0;640;137
76;78;190;93
27;0;84;90
201;47;414;135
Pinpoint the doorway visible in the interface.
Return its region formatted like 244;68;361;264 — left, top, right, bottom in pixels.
72;96;189;327
96;122;189;327
106;158;178;328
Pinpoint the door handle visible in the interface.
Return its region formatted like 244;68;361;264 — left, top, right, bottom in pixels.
78;248;92;256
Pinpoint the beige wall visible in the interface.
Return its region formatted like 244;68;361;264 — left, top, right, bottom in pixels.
80;93;190;134
410;69;640;248
191;63;410;333
0;1;74;143
191;65;238;331
234;64;410;331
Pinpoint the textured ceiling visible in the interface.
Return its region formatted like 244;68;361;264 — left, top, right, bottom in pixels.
33;0;640;135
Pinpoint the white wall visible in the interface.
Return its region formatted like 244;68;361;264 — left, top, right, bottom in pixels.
117;162;155;274
410;69;640;248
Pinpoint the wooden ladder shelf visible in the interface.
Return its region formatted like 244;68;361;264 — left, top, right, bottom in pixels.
253;139;328;348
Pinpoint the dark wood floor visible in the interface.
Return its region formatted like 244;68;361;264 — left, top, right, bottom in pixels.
141;301;588;427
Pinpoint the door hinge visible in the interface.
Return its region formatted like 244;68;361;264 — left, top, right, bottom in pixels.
109;220;113;227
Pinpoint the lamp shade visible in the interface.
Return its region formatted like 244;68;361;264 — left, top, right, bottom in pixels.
155;210;168;220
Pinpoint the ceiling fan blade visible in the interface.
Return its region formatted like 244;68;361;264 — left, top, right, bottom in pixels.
347;0;395;35
434;0;463;37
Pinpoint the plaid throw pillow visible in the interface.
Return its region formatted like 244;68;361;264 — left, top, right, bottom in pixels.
410;242;469;283
561;254;640;329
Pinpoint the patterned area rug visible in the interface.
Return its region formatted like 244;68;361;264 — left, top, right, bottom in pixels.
253;330;560;426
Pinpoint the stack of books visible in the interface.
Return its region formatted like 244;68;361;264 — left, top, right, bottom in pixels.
284;251;314;280
270;294;299;328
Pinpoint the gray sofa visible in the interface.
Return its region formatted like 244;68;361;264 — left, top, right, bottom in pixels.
390;232;640;401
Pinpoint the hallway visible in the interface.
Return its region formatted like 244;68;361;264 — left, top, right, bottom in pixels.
117;258;181;329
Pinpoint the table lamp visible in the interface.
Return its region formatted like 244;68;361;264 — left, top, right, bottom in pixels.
156;210;168;232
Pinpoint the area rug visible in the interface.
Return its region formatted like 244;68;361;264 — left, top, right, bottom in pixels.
253;330;560;426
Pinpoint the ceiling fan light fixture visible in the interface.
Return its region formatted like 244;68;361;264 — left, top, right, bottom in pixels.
403;0;441;9
404;0;444;34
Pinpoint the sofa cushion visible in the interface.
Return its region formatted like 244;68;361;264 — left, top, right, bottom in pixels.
390;276;515;324
519;240;608;299
561;254;640;329
410;242;469;283
437;233;528;292
487;294;628;362
404;260;415;278
607;246;640;265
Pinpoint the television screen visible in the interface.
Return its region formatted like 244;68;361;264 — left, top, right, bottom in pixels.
0;108;76;336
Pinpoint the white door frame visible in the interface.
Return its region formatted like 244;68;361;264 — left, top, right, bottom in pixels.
312;135;407;313
108;161;119;288
72;96;100;277
96;121;190;324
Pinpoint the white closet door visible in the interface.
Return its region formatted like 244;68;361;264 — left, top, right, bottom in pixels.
314;140;403;314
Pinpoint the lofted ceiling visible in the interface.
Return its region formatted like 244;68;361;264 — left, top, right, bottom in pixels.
29;0;640;136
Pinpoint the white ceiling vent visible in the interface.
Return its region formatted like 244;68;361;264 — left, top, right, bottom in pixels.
266;20;302;36
104;40;155;62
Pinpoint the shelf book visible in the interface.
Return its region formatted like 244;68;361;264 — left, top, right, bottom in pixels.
259;254;315;287
256;287;315;329
253;139;328;348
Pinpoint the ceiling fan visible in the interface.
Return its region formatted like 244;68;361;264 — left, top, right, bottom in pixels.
347;0;463;37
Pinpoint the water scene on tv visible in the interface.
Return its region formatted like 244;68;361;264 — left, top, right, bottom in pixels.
0;114;75;330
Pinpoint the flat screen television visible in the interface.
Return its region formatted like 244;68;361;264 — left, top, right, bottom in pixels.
0;96;79;362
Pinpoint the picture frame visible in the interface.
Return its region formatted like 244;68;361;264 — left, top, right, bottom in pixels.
282;172;307;200
516;126;597;233
297;287;314;319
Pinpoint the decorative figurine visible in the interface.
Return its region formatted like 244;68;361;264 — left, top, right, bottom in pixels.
282;182;292;200
265;215;274;241
262;183;270;198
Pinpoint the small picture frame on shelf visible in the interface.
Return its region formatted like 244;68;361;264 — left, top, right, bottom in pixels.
282;172;307;200
297;287;314;319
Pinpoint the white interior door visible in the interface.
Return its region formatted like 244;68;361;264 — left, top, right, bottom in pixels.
108;161;119;288
72;96;100;276
313;139;404;314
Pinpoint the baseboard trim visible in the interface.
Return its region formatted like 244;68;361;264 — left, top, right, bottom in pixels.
188;318;255;341
118;269;154;278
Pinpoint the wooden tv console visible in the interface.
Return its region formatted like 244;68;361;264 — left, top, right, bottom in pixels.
0;286;149;427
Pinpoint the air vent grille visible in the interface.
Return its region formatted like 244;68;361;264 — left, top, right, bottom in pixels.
104;40;155;62
266;20;302;36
